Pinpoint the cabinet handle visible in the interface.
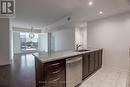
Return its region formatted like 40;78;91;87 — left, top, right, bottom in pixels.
66;57;82;64
52;78;60;82
52;70;61;74
49;63;61;67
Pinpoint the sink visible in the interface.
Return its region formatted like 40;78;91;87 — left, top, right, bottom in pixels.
76;49;90;52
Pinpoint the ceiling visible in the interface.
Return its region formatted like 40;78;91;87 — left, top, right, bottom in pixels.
11;0;130;29
71;0;130;22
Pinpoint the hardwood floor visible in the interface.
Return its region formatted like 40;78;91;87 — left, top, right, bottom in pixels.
0;54;35;87
80;67;128;87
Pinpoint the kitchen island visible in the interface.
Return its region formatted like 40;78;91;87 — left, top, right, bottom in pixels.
33;48;103;87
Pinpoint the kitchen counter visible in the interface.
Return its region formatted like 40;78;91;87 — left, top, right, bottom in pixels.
33;48;101;63
34;48;103;87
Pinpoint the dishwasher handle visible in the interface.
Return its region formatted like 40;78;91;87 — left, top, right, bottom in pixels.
66;57;82;64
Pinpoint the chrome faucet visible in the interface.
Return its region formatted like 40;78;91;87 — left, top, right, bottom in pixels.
75;44;82;51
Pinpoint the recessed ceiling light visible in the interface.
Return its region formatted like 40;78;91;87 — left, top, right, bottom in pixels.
99;11;103;15
88;1;93;6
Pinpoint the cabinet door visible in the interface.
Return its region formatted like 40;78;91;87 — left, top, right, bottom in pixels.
94;51;99;70
89;52;95;74
98;50;102;68
82;53;89;80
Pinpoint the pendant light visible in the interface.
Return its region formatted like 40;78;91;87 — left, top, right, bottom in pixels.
29;27;35;39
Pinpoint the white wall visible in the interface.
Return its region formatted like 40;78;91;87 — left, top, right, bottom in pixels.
0;18;10;65
51;28;75;51
87;12;130;71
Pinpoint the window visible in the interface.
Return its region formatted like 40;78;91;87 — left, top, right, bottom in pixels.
20;32;39;50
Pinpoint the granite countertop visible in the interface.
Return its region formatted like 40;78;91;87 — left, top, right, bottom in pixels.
33;48;101;63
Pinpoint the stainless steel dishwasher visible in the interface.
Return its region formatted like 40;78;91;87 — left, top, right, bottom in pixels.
66;55;82;87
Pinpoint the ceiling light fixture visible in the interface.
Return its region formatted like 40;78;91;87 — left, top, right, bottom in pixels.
29;27;35;39
88;1;93;6
99;11;103;15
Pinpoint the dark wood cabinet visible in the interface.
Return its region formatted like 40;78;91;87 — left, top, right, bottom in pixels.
35;58;45;87
82;49;103;80
35;49;103;87
94;51;99;70
89;52;95;74
35;59;66;87
82;53;90;80
98;49;103;68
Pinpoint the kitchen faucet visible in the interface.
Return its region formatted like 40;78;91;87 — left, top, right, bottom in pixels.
75;44;82;51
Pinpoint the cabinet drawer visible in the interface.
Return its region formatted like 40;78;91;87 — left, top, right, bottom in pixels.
46;60;64;69
45;60;65;75
46;72;64;81
43;59;66;87
45;76;65;87
46;69;65;80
